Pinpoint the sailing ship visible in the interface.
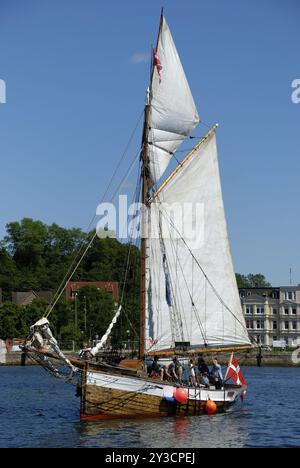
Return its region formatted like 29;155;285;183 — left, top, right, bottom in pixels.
24;11;252;420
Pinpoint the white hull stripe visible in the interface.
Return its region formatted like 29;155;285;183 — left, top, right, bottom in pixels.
86;371;242;403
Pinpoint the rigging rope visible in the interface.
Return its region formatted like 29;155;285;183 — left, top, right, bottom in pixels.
157;211;184;344
158;205;249;334
116;163;143;343
46;110;144;318
46;146;143;318
167;233;209;346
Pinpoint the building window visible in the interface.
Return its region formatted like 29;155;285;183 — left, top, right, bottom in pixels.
256;320;265;329
273;336;278;342
246;320;254;329
284;321;289;330
256;335;265;344
273;308;278;315
291;291;296;301
273;321;277;330
246;305;253;314
256;306;265;315
285;291;296;301
292;308;297;315
292;321;297;330
284;308;289;315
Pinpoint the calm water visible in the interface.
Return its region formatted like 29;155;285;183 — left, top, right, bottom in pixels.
0;366;299;448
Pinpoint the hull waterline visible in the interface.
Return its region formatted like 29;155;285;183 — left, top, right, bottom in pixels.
80;368;244;421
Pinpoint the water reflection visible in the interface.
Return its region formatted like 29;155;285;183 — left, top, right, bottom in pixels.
77;411;250;448
173;417;190;441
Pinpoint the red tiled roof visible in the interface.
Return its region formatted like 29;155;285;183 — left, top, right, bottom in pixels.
65;281;119;301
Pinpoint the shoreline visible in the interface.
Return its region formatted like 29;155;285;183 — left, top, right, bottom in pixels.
1;350;299;367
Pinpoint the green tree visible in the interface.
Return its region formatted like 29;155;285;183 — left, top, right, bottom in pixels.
50;297;74;338
0;248;20;299
42;223;85;289
236;273;271;288
0;302;21;339
3;218;47;268
77;286;116;340
1;218;86;291
0;219;141;342
80;237;140;342
59;324;82;348
22;298;49;333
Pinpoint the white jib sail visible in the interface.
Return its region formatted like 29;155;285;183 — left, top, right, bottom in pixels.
149;15;200;186
145;129;250;352
90;305;122;356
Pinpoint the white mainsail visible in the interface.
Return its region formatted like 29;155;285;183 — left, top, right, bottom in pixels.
145;129;250;352
149;15;200;186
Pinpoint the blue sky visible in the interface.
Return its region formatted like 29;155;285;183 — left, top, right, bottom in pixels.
0;0;299;286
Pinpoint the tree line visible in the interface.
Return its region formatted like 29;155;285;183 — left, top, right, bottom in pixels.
0;218;270;344
0;218;140;345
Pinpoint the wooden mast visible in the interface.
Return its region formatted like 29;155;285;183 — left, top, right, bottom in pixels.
139;104;150;359
139;10;164;359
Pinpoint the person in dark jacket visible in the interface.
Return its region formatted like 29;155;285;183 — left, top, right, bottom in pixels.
150;356;161;378
197;357;210;387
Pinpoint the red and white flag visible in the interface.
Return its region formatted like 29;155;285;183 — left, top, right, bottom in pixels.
149;337;158;346
153;48;162;81
225;353;247;399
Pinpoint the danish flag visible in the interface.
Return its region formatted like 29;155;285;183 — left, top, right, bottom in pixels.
149;337;158;346
153;48;162;81
225;353;247;399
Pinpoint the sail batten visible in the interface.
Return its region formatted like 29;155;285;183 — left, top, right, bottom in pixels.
145;130;251;352
148;15;200;186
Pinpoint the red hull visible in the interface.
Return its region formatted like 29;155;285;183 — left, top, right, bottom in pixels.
80;411;169;421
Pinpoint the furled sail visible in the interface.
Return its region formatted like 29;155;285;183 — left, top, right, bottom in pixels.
145;129;251;352
149;15;200;186
90;306;122;356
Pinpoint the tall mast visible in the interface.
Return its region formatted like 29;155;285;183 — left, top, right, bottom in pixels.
139;103;151;359
139;10;164;359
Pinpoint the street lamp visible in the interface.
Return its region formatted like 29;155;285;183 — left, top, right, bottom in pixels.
89;323;94;347
74;292;78;330
84;296;87;333
126;329;130;352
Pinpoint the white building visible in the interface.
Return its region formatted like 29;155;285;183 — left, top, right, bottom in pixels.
240;286;300;347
